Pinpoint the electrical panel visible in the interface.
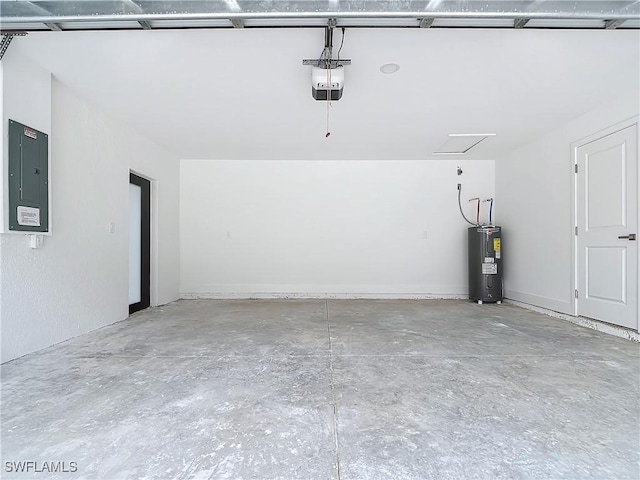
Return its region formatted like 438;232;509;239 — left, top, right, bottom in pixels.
8;119;49;232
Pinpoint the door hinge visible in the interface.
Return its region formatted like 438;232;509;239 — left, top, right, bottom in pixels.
575;289;579;299
575;226;578;236
574;164;578;173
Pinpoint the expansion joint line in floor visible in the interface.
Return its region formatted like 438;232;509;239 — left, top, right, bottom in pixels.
326;299;342;480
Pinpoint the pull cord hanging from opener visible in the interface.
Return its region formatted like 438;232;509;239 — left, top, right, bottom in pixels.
326;66;331;137
326;28;345;138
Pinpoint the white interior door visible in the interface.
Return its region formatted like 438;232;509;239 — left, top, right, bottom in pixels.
576;124;638;329
129;182;142;305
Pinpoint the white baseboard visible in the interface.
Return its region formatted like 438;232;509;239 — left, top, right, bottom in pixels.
180;292;468;300
180;284;468;300
504;289;572;315
506;298;640;342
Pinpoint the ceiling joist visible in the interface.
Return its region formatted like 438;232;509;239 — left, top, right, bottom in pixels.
23;1;61;31
44;22;61;31
514;18;529;29
0;1;637;32
121;0;153;30
419;18;435;28
604;19;627;29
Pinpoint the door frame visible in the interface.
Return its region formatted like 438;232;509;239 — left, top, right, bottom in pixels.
571;115;639;329
129;171;151;314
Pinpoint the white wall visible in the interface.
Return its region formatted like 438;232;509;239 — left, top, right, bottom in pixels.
1;51;52;234
0;61;3;333
180;159;494;298
495;89;640;315
1;50;180;363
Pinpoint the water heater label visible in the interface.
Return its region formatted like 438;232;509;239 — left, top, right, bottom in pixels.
493;238;501;251
482;263;498;275
484;257;494;263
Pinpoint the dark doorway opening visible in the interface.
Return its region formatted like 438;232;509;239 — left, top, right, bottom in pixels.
129;172;150;314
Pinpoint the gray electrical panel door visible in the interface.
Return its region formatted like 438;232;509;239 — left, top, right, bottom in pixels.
8;120;49;232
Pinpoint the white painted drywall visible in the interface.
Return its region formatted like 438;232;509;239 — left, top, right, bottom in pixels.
0;61;3;333
1;52;51;234
180;159;494;297
1;49;180;363
495;89;640;315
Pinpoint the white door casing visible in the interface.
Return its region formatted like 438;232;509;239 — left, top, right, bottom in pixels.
575;123;638;330
129;182;142;305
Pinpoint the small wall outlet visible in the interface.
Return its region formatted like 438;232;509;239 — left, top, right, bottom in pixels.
108;222;116;234
422;230;428;240
29;234;44;249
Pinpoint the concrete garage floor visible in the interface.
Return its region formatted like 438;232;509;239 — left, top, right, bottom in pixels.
1;300;639;480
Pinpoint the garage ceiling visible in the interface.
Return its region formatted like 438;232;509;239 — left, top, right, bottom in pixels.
1;1;639;31
7;27;637;161
2;1;639;161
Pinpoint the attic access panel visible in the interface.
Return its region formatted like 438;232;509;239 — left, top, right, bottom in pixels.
8;120;49;233
0;1;638;31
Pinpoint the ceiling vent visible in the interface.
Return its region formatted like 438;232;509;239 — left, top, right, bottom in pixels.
433;133;496;155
